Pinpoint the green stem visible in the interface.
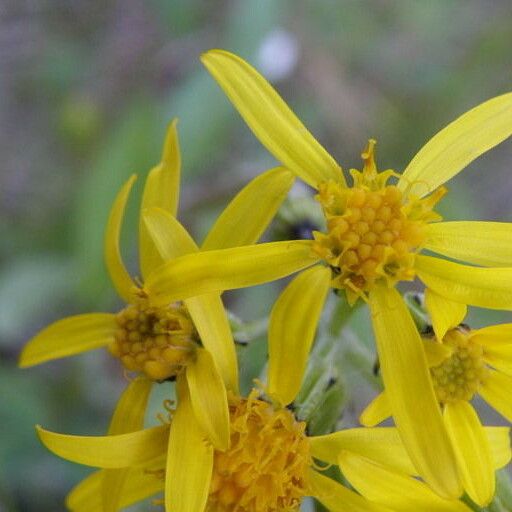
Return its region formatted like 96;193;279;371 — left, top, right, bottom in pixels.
329;291;360;337
342;328;382;390
315;290;362;357
228;312;269;344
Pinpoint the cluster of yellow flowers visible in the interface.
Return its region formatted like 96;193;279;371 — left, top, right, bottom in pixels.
21;50;512;512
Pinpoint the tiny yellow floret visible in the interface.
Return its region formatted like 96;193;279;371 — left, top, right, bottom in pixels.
209;390;311;512
312;140;446;302
108;301;198;380
430;327;489;404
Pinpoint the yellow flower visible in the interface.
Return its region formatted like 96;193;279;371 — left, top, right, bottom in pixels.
36;278;497;512
139;51;512;498
361;291;512;506
20;119;295;509
39;395;507;512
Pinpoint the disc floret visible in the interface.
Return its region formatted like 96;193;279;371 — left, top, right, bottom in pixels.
430;327;489;404
312;140;446;302
208;390;311;512
108;301;198;380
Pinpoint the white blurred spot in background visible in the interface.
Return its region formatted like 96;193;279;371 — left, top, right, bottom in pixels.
257;28;299;82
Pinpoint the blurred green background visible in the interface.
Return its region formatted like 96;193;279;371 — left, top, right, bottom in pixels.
1;1;511;510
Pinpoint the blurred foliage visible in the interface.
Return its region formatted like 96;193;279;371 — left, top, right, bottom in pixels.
0;0;511;510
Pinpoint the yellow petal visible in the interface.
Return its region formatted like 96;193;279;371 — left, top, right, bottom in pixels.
399;92;512;197
368;285;461;499
424;221;512;267
425;288;467;341
139;120;182;278
471;324;512;376
423;339;454;367
185;293;239;393
19;313;117;368
142;119;181;216
145;240;319;306
267;265;331;405
310;427;415;475
185;349;230;451
143;207;198;261
416;255;512;310
201;50;343;189
482;349;512;376
485;427;512;470
108;377;153;435
66;462;165;512
309;469;390;512
202;167;295;250
338;451;470;512
472;323;512;341
159;119;181;213
36;424;168;468
444;401;494;506
67;471;103;512
67;471;105;512
479;369;512;421
104;175;138;302
166;380;213;512
102;469;131;512
359;392;392;427
102;377;154;512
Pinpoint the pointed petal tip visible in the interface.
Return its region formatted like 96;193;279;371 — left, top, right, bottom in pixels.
35;424;51;446
123;174;138;193
18;353;32;369
201;165;295;251
201;48;233;61
105;174;139;301
161;119;180;162
359;393;391;427
19;313;117;368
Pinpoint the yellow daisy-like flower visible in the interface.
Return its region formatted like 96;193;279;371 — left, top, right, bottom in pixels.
35;272;501;512
361;290;512;507
20;119;295;509
139;51;512;497
38;392;509;512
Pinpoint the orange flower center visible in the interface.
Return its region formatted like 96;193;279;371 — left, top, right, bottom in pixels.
208;390;311;512
108;302;198;380
312;140;445;303
430;327;489;404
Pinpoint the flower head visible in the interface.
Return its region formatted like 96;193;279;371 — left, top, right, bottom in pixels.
199;389;311;511
430;325;489;404
362;291;512;506
20;119;295;510
109;301;198;381
312;139;445;303
19;123;174;367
